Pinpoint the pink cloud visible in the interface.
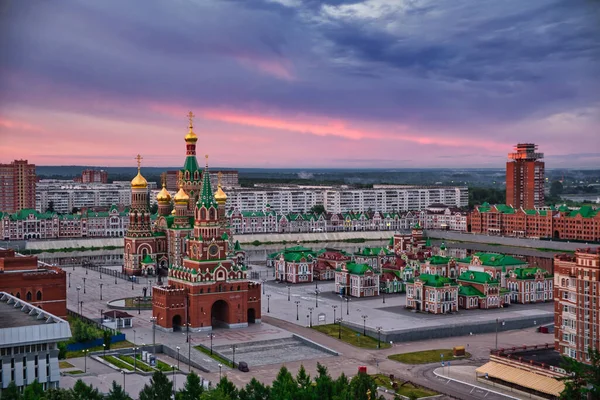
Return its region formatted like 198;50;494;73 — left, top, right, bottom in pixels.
233;54;295;81
0;117;45;132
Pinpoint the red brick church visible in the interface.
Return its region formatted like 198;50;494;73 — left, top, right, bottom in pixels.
123;112;261;331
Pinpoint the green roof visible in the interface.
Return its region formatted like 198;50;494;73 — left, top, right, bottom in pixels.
459;285;486;298
511;267;551;279
343;262;375;276
427;255;452;265
198;167;217;208
142;255;154;264
355;247;392;256
234;240;242;252
495;204;515;214
408;273;457;287
568;205;598;218
460;252;527;268
181;156;201;179
458;270;498;284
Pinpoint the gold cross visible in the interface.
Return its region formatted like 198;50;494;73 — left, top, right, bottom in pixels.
205;154;209;168
135;154;143;169
218;171;223;186
188;111;195;128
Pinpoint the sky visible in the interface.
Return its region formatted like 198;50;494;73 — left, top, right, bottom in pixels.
0;0;599;169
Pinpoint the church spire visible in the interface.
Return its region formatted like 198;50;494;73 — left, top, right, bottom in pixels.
198;155;217;208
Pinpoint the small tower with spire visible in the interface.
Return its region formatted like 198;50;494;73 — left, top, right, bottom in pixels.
156;175;172;216
179;111;202;210
214;171;228;223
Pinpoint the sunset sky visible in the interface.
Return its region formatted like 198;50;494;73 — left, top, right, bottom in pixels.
1;0;599;168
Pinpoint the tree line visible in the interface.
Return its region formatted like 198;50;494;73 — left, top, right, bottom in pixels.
1;363;388;400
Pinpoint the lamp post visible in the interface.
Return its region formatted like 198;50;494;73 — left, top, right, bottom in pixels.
72;258;75;271
84;349;88;371
332;305;338;323
76;286;81;312
133;347;138;371
287;285;291;301
131;279;134;290
308;307;314;328
100;309;104;322
345;297;350;315
79;301;83;315
150;316;157;354
122;370;126;392
100;269;102;280
376;326;382;349
382;287;386;304
176;346;180;369
137;296;141;315
295;300;300;321
115;275;117;285
133;329;136;345
266;294;271;313
100;283;103;300
82;277;87;294
208;333;215;355
361;314;368;336
172;365;176;397
315;289;319;308
218;364;222;380
231;345;237;368
262;279;266;295
68;272;71;288
103;343;106;357
337;318;342;339
495;318;504;350
187;331;191;372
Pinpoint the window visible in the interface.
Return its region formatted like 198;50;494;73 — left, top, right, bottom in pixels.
36;291;42;301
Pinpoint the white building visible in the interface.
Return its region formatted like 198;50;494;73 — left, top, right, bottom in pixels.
223;185;468;214
0;292;72;391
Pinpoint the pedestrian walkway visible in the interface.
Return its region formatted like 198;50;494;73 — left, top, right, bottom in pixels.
433;365;523;399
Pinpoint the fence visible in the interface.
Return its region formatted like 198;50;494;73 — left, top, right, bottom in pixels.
67;308;118;335
82;261;137;283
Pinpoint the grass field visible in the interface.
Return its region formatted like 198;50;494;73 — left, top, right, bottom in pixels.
66;370;85;375
388;349;470;364
133;354;177;372
119;355;153;372
372;374;437;398
194;345;233;368
65;341;134;359
101;355;135;371
59;361;75;369
312;324;391;349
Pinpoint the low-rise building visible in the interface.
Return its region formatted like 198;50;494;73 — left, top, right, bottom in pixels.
405;273;458;314
315;249;351;281
335;262;380;298
506;267;553;304
273;246;317;283
353;247;395;273
457;270;508;309
421;255;457;278
457;252;528;283
0;292;72;391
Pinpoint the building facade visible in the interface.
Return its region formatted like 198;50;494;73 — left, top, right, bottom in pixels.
506;143;545;210
273;246;316;283
315;249;351;281
506;268;553;304
78;169;108;184
554;248;600;364
335;262;380;298
470;203;600;241
405;273;458;314
457;270;507;310
0;160;36;213
0;292;72;391
0;250;67;318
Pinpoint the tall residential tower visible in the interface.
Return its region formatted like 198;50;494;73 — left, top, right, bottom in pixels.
506;143;545;209
0;160;36;213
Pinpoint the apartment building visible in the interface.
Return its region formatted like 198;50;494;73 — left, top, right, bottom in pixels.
0;160;36;213
554;248;600;364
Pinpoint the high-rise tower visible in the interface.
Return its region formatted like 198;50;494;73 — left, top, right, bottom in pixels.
179;111;203;211
0;160;36;213
506;143;545;209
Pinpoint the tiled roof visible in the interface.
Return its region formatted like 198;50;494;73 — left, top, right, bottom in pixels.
459;285;486;298
343;262;375;275
408;273;457;287
427;255;452;265
460;253;527;267
458;270;498;284
511;267;551;279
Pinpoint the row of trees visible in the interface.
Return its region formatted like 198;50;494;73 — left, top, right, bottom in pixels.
1;364;387;400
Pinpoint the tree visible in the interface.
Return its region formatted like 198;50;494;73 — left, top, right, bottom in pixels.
46;201;55;213
106;381;132;400
271;366;298;400
332;373;350;400
199;389;231;400
310;204;326;214
551;181;564;197
560;349;600;399
150;203;159;214
2;382;21;400
347;372;383;400
72;207;80;214
44;388;74;400
177;372;204;400
295;365;313;400
22;380;44;400
314;363;334;400
216;377;238;400
239;378;270;400
139;371;173;400
71;380;103;400
103;330;112;351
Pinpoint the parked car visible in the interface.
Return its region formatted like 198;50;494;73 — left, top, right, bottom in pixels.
238;361;249;372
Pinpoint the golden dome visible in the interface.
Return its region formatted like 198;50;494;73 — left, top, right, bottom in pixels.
174;186;190;204
185;111;198;143
156;185;171;203
214;185;227;203
171;208;176;215
131;154;148;189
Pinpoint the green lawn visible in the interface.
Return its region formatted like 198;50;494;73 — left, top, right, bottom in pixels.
66;370;84;375
59;361;74;369
101;355;135;371
119;355;154;372
124;297;153;308
312;324;391;349
133;354;177;372
388;349;471;364
372;374;437;399
194;345;233;368
65;341;134;359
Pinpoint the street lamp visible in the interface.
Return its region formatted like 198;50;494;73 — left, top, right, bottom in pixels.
361;314;368;336
495;318;505;350
100;283;103;300
376;326;382;349
287;285;291;301
133;329;136;345
337;318;343;339
100;309;104;322
308;307;314;328
100;269;102;280
332;305;338;323
103;343;106;357
231;344;237;368
68;272;71;288
315;289;319;308
266;294;271;313
295;300;300;321
137;296;141;315
133;347;138;371
208;333;215;355
76;286;81;312
176;346;181;369
79;301;83;316
262;279;266;295
150;316;157;354
382;287;386;304
218;364;222;380
84;349;89;371
122;370;126;392
172;365;176;397
82;277;87;294
345;297;350;315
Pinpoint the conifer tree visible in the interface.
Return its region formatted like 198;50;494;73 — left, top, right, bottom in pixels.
177;372;204;400
106;381;132;400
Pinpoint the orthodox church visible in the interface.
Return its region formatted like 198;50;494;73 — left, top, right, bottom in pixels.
123;112;260;331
